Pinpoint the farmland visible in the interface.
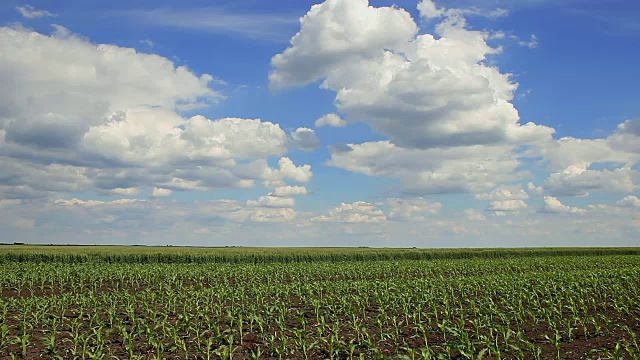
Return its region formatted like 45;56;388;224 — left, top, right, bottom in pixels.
1;246;639;359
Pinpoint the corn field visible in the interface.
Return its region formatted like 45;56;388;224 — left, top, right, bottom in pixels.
0;246;639;359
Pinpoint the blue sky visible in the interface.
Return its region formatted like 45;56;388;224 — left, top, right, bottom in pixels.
0;0;638;246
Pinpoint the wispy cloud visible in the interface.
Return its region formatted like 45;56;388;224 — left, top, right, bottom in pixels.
16;4;56;19
121;7;299;42
518;34;539;49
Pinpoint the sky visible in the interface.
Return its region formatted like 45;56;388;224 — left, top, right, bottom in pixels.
0;0;639;247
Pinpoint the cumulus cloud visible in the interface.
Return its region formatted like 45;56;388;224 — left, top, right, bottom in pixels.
275;157;313;183
387;197;442;221
539;196;585;214
2;195;638;245
16;5;56;19
0;25;313;200
486;199;527;212
315;113;346;128
151;187;172;197
328;141;524;194
247;195;295;208
544;163;636;197
527;182;544;195
608;119;640;154
291;127;320;150
83;111;289;165
269;0;418;89
476;185;529;201
417;0;444;19
535;136;636;172
530;123;639;198
311;201;387;223
270;0;560;197
271;0;553;150
249;207;297;223
272;185;309;197
101;187;142;196
617;195;640;208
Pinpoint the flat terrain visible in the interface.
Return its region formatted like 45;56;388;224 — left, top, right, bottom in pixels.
0;246;639;359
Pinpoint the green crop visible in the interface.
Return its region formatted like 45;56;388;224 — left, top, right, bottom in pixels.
0;246;638;358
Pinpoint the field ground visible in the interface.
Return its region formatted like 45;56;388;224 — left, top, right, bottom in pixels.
0;246;639;359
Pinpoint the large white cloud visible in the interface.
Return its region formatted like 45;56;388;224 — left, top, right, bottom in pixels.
531;120;640;198
0;25;312;199
83;109;290;165
539;196;585;214
269;0;418;89
0;25;218;146
328;141;524;194
535;137;635;172
271;0;553;150
544;162;636;197
271;0;558;196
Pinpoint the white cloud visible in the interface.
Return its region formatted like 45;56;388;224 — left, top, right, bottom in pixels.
102;187;142;196
539;196;585;214
535;136;635;172
328;141;525;194
417;0;443;18
2;196;638;246
271;0;553;166
417;0;507;20
527;182;544;195
249;207;297;222
84;111;289;165
476;185;529;200
0;26;314;200
0;26;218;138
617;195;640;208
291;127;320;150
269;0;418;89
518;34;538;49
544;163;636;196
272;185;309;197
151;187;172;197
16;5;56;19
54;198;142;208
315;113;346;128
608;119;640;154
387;197;442;221
247;196;295;208
275;157;313;183
487;199;527;211
311;201;387;223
